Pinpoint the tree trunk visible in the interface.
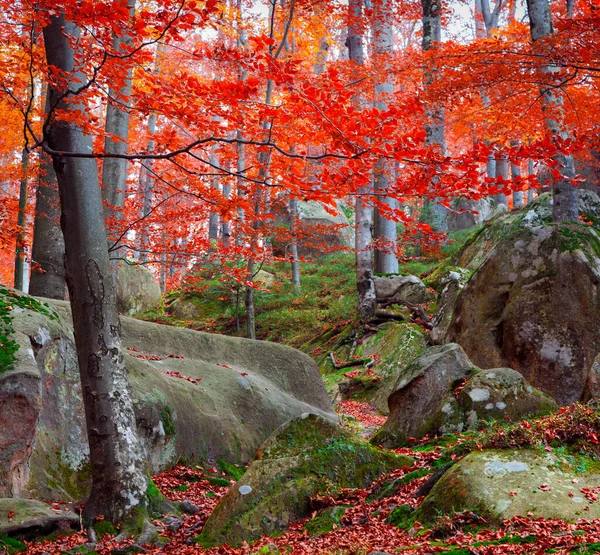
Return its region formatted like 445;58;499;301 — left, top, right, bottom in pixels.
347;0;376;322
43;14;149;526
422;0;448;231
29;147;66;299
510;141;523;208
526;0;578;222
528;159;535;203
139;113;157;263
208;145;220;248
101;0;136;237
13;148;30;291
372;0;398;274
495;152;509;206
289;196;301;294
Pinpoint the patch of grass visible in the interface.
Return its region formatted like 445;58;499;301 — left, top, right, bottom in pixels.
0;535;26;553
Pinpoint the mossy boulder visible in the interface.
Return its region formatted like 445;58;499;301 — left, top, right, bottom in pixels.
416;449;600;525
371;348;555;448
196;414;413;548
1;292;336;502
115;262;162;316
0;498;78;539
374;275;432;306
332;322;427;411
432;191;600;405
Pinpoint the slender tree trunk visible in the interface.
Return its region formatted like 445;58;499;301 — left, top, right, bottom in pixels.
101;0;136;237
510;141;523;208
495;153;509;206
13;149;30;291
528;159;535;203
139;113;156;263
527;0;578;222
347;0;376;322
43;14;149;526
372;0;398;274
29;148;66;299
245;259;256;339
422;0;448;231
208;145;220;248
289;196;301;294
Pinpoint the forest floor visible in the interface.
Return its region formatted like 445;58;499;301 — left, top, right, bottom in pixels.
14;402;600;555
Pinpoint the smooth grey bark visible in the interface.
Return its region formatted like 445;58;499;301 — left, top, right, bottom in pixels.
101;0;136;236
208;145;220;247
347;0;376;322
510;141;523;208
29;148;66;299
289;196;301;294
422;0;448;231
528;159;535;203
372;0;398;274
139;113;156;263
527;0;578;222
43;14;148;525
494;153;509;206
13;149;30;291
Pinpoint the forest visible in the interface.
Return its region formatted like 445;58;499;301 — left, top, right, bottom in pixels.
2;0;600;553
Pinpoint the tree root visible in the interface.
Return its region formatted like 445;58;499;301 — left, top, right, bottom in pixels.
328;352;375;370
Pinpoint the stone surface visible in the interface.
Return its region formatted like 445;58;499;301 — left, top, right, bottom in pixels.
371;344;477;448
332;322;427;412
115;262;162;316
371;348;555;448
417;449;600;525
430;268;471;345
432;191;600;405
272;200;354;258
447;198;492;231
196;414;413;548
1;291;336;502
0;498;78;539
374;275;432;306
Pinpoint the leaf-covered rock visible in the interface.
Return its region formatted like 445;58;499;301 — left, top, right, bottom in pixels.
196;414;413;548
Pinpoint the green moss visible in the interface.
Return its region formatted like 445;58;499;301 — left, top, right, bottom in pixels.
387;504;416;531
303;505;349;537
0;535;26;553
145;478;166;516
370;468;431;501
93;520;118;538
216;459;246;481
208;477;232;487
159;406;176;437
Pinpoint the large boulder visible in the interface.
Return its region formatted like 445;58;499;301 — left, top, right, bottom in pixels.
374;275;432;306
115;262;162;316
333;322;428;412
417;449;600;525
431;191;600;405
196;414;413;548
447;198;492;231
371;346;556;448
273;200;354;258
0;498;78;539
0;289;336;502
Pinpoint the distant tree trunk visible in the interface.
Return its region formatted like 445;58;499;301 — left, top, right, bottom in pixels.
510;141;523;208
101;0;136;238
528;159;535;203
208;145;220;248
29;147;66;299
139;113;156;263
289;196;301;294
495;153;509;206
527;0;578;222
347;0;376;322
422;0;448;231
13;148;30;291
245;259;256;339
372;0;398;274
43;14;149;526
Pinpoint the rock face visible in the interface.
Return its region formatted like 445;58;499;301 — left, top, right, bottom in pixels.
334;322;427;412
374;275;432;306
431;192;600;405
417;449;600;524
196;414;413;548
371;346;556;448
115;262;162;316
1;291;336;502
0;498;78;539
273;200;354;258
447;198;492;231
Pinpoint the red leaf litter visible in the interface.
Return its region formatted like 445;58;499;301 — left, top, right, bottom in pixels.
337;399;387;428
